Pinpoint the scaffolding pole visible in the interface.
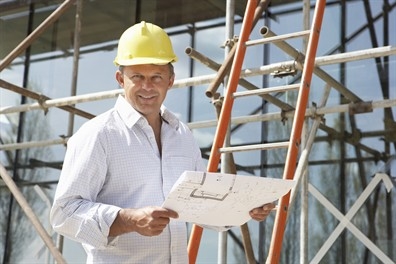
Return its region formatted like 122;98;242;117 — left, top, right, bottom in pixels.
301;2;311;262
0;1;395;264
1;98;394;152
2;46;395;116
218;1;234;262
0;164;66;264
0;0;77;72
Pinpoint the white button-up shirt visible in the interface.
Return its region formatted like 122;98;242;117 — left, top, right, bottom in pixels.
50;95;206;264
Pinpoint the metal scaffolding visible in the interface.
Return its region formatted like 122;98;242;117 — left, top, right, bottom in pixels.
0;0;395;263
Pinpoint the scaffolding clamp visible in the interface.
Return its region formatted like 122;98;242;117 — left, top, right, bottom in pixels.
280;109;289;125
310;101;325;123
221;36;238;49
38;95;50;115
348;101;373;115
348;128;362;145
211;93;224;118
271;62;297;78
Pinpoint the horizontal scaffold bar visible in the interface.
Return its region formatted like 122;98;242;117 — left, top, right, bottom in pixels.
1;46;394;115
233;83;300;98
245;29;311;47
1;99;394;151
219;141;289;153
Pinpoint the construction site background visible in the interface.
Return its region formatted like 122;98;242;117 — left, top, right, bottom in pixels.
0;0;395;263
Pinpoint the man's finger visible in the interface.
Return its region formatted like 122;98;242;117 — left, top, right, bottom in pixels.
152;208;179;219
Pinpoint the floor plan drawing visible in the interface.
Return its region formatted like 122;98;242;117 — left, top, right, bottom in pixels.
162;171;296;226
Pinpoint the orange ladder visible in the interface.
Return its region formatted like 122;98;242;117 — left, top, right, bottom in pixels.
187;0;327;263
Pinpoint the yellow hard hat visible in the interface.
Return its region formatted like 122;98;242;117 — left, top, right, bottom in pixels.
114;21;178;66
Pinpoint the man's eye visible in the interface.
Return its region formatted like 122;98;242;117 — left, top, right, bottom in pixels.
151;75;163;83
131;75;144;81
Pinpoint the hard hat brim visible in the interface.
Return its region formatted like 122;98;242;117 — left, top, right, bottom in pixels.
114;57;177;66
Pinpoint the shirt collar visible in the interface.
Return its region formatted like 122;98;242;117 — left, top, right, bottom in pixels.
115;95;180;130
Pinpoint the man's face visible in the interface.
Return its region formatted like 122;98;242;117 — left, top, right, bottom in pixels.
116;64;174;120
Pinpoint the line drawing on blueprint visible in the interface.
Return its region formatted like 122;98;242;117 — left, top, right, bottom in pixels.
162;171;296;226
190;172;235;201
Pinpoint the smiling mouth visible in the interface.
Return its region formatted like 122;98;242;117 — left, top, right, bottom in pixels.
140;95;155;99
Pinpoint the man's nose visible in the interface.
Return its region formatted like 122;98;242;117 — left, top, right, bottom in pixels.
141;77;154;89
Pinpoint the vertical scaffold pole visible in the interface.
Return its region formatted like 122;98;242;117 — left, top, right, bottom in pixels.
187;0;259;263
266;0;326;263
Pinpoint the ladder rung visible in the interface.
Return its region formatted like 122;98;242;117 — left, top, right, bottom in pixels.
219;141;289;153
233;84;300;98
245;29;311;47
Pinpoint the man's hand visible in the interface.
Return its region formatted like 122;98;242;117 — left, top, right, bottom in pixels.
109;206;178;237
249;203;276;222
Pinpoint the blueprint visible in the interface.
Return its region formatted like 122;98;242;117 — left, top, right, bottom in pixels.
162;171;296;227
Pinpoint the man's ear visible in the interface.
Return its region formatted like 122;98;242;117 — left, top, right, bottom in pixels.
167;74;175;90
115;70;124;88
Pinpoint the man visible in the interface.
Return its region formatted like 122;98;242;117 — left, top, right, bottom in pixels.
50;21;274;263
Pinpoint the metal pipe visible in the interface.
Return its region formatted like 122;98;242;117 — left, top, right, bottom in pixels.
294;83;331;264
0;0;77;72
218;0;234;262
245;29;311;47
68;0;83;136
260;26;365;103
300;2;311;262
241;224;256;264
0;163;67;264
219;141;289;153
232;84;300;98
2;98;395;151
0;87;122;115
204;0;272;98
204;43;236;98
3;45;395;116
186;46;294;110
0;78;95;119
185;46;221;69
4;3;36;261
0;138;68;151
